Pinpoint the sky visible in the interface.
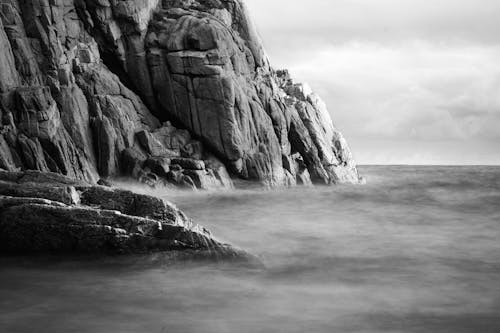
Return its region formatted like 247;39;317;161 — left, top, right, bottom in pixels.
245;0;500;165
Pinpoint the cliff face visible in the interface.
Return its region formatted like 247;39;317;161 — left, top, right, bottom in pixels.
0;0;360;187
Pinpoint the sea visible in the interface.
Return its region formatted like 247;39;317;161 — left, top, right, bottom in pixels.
1;166;499;333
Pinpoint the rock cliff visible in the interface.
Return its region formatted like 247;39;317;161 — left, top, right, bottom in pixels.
0;0;360;187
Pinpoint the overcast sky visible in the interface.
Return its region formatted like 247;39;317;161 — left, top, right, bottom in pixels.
246;0;500;165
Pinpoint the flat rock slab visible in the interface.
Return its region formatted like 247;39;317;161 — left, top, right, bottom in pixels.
0;171;251;261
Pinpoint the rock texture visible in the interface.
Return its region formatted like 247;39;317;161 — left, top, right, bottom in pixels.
0;0;360;187
0;0;234;190
0;170;246;258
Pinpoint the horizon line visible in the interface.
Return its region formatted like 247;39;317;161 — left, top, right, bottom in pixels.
358;164;500;167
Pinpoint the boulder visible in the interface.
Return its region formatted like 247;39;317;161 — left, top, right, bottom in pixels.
0;198;245;258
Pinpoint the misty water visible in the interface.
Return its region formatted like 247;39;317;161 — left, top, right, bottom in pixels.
1;166;500;333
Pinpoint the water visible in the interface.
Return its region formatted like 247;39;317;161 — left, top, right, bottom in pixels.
1;166;500;333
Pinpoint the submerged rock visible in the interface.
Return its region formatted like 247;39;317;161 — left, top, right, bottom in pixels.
0;171;249;260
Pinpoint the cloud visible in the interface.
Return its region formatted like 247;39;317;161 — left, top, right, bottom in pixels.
245;1;500;164
247;0;500;45
287;41;500;140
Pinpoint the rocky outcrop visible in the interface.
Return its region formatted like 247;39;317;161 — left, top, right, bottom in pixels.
79;0;361;186
0;170;247;258
0;0;234;190
0;0;360;187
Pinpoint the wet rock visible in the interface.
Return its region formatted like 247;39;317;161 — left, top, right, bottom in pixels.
0;199;245;257
0;170;249;259
183;169;225;190
205;157;234;189
165;169;196;190
170;158;205;171
79;185;187;223
138;170;161;188
97;178;113;187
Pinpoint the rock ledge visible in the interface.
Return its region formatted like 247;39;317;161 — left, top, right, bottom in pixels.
0;170;249;260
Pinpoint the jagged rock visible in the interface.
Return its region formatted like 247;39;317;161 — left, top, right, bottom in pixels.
152;122;192;155
138;170;161;188
0;170;249;259
205;157;234;189
0;134;17;171
287;81;359;183
79;0;360;186
0;18;19;93
170;157;205;171
14;86;59;140
183;169;226;190
97;178;113;187
137;129;175;157
94;116;119;177
166;169;197;190
121;147;147;177
0;0;360;188
144;156;170;178
16;134;50;173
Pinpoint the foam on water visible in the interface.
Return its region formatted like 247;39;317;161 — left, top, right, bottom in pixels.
1;166;499;333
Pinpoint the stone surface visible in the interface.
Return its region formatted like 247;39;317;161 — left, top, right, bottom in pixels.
0;0;360;187
0;170;247;258
80;0;361;186
0;0;233;189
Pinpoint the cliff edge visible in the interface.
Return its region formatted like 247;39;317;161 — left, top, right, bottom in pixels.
0;0;360;188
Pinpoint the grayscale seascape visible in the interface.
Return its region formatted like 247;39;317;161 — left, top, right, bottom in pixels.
1;0;499;331
1;166;499;333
